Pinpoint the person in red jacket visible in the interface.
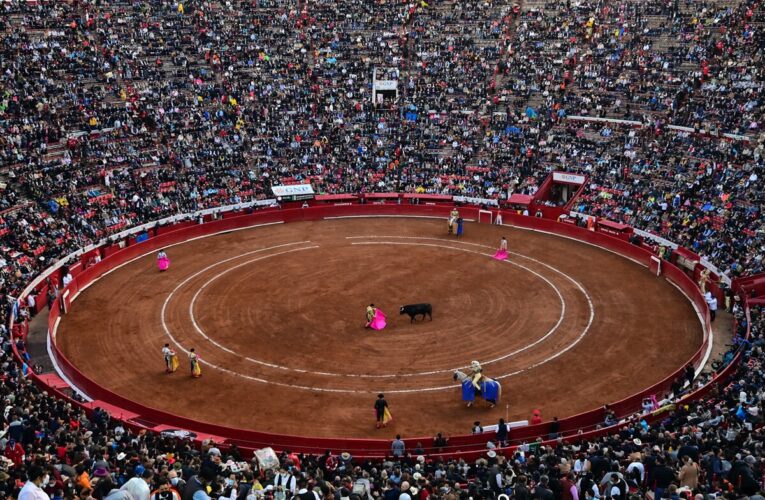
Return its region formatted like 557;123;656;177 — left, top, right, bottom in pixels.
531;409;543;425
4;438;25;466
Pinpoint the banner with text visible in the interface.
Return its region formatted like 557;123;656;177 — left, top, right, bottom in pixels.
453;195;499;207
271;184;315;197
552;172;586;185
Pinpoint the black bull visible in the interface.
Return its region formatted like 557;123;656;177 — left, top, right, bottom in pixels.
399;303;433;322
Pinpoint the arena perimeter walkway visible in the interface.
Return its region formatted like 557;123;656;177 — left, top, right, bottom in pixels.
56;218;702;439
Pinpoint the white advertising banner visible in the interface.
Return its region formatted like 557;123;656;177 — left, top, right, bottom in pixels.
375;80;398;91
632;228;678;250
271;184;315;197
453;195;499;207
552;172;586;184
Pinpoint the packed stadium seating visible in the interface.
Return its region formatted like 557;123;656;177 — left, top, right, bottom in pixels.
1;0;764;499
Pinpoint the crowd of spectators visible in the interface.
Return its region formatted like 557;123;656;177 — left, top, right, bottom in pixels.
0;0;761;293
0;0;764;498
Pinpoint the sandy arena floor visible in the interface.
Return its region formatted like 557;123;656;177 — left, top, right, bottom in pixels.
57;218;703;439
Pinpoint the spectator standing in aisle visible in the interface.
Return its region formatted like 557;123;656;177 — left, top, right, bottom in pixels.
706;292;718;322
391;435;406;457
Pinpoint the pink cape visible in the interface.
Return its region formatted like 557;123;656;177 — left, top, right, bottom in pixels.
493;249;508;260
370;309;387;330
158;256;171;271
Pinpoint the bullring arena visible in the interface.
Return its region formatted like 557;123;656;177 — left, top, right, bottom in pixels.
45;205;706;453
4;0;765;496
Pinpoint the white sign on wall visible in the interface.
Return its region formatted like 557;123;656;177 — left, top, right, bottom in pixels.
375;80;398;91
271;184;315;197
552;172;586;184
453;195;499;207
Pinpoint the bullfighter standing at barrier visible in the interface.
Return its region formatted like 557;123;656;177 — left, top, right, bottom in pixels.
698;268;711;293
448;208;460;234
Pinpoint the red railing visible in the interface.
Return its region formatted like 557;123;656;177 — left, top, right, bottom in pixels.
11;203;729;460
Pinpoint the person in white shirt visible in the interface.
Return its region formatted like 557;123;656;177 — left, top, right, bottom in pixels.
162;344;172;367
295;478;321;500
573;456;590;475
121;469;153;500
353;471;373;500
62;270;74;288
19;465;50;500
705;292;718;322
272;468;296;495
626;458;645;483
162;344;178;373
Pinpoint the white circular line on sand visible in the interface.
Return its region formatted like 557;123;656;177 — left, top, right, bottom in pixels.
186;240;567;378
160;237;594;393
184;246;321;362
347;236;597;381
160;242;374;393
